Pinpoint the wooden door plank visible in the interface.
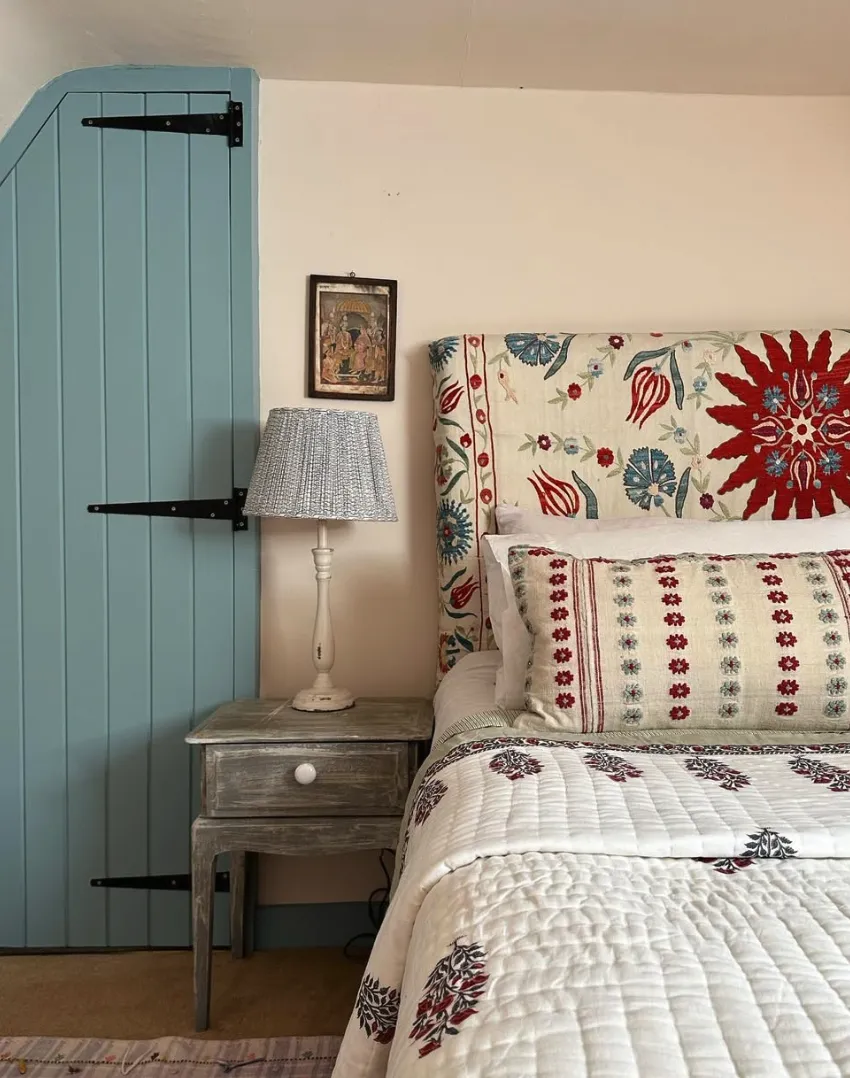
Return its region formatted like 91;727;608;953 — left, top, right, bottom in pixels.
16;112;68;946
189;93;236;727
145;92;195;947
102;93;152;947
229;70;260;703
58;92;110;947
189;92;236;946
0;172;26;946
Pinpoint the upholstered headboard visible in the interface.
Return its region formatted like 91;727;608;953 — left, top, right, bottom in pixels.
431;329;850;677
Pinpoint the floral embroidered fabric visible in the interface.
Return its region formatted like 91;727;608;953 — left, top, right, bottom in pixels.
510;545;850;732
431;329;850;680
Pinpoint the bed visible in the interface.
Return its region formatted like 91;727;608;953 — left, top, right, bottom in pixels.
332;329;850;1077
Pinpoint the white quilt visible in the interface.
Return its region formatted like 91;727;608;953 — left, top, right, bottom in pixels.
332;732;850;1078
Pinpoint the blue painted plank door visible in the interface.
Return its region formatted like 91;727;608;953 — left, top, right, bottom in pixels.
0;74;258;948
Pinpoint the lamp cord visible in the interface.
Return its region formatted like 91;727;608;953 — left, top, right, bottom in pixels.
343;848;393;960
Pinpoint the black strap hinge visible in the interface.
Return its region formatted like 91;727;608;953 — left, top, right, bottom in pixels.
91;872;230;893
88;487;248;531
82;101;243;148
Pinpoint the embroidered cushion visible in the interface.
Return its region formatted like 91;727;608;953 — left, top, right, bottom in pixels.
511;545;850;732
487;514;850;708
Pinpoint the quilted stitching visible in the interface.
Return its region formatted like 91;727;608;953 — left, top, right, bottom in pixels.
334;735;850;1077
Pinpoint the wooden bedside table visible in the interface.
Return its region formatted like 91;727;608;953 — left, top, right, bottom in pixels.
186;697;433;1031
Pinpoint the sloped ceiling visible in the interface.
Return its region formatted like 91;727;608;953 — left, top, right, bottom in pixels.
2;0;850;134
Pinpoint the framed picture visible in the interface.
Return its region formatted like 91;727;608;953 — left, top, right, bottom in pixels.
308;275;397;402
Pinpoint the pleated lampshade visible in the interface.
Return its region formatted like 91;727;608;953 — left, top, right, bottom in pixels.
244;407;397;521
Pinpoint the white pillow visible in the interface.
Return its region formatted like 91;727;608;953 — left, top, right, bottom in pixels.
495;504;702;537
490;513;850;708
485;510;688;648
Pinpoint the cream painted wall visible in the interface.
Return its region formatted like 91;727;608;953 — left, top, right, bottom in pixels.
259;80;850;902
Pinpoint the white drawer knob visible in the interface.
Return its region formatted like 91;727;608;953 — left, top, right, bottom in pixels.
294;762;317;786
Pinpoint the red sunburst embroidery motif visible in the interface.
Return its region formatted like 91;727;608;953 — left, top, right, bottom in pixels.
707;330;850;518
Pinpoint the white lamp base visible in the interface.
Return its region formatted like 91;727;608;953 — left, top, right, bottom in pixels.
291;520;356;713
292;685;355;712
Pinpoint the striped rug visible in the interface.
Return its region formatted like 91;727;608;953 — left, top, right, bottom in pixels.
0;1037;340;1078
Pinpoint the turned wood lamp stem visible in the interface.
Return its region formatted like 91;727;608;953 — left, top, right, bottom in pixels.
291;520;354;712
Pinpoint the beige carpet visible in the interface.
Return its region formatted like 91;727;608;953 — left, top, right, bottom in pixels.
0;950;366;1039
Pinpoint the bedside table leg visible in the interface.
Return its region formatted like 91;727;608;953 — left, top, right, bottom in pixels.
192;826;217;1032
229;850;246;959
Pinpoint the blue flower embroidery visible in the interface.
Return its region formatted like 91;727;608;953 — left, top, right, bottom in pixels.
765;450;788;477
623;447;676;511
436;499;473;564
819;449;842;475
827;653;846;671
673;427;687;444
563;438;581;455
505;333;560;367
817;384;840;410
820;609;839;624
587;360;604;379
762;386;785;414
824;699;847;718
430;336;458;372
693;376;708;393
826;677;847;697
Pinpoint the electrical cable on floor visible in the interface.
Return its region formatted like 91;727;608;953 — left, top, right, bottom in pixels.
343;848;393;960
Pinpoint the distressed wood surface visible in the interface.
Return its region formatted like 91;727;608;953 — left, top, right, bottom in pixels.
189;698;428;1029
204;742;409;817
191;814;401;1031
193;815;403;858
229;849;246;960
187;697;433;744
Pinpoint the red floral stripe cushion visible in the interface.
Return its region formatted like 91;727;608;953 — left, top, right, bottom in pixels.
510;545;850;732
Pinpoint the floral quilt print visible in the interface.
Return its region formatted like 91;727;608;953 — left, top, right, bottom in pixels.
332;732;850;1078
431;329;850;680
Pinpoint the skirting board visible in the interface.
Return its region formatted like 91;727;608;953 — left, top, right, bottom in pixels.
254;902;373;949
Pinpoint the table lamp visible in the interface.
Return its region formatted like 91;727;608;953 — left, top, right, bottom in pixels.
244;407;397;711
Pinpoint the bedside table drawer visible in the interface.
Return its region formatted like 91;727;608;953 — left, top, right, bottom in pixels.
204;742;411;817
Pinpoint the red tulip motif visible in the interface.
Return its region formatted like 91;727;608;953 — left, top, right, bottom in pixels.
439;381;464;414
528;468;580;516
450;578;480;609
627;366;671;428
